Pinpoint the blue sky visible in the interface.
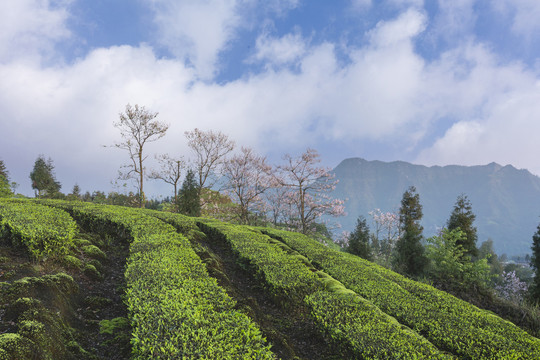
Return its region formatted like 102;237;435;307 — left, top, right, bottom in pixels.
1;0;540;198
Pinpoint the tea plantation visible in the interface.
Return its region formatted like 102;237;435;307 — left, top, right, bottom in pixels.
0;198;539;359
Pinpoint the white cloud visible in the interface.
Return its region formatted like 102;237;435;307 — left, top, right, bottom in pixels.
416;44;540;174
146;0;243;80
250;31;307;66
0;0;72;63
367;8;426;47
3;2;540;200
433;0;477;43
492;0;540;37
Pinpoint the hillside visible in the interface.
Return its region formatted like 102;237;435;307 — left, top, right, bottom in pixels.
331;158;540;255
1;199;540;359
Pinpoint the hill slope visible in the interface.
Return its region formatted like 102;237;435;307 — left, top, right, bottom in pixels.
331;158;540;255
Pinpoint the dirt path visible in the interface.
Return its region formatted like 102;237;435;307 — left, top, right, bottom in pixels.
196;228;343;360
74;233;131;359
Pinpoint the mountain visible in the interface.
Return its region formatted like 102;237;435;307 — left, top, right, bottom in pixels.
330;158;540;256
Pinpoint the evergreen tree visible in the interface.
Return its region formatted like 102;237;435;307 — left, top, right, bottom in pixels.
30;155;61;198
447;194;478;259
347;215;373;260
394;186;427;277
530;223;540;302
178;169;201;216
0;175;11;198
0;159;8;181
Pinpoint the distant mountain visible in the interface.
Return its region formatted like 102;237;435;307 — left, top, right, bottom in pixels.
330;158;540;256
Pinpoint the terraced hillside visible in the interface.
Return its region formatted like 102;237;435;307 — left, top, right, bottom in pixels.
0;198;539;359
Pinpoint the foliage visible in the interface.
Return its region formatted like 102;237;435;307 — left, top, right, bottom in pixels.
200;188;239;222
0;175;12;198
262;228;540;359
393;186;427;277
222;147;273;224
447;194;478;258
0;199;77;260
347;216;372;260
29;155;61;198
177;169;201;216
306;291;452;359
277;148;345;234
496;271;529;303
113;103;169;207
0;159;8;181
368;209;400;266
200;220;449;358
42;200;274;359
530;223;540;302
425;228;491;291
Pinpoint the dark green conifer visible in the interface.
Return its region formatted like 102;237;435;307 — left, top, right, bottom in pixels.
393;186;427;277
530;223;540;302
29;155;61;198
447;194;478;259
347;216;373;261
178;169;201;216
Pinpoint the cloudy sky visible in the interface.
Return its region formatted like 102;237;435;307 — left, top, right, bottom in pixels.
1;0;540;198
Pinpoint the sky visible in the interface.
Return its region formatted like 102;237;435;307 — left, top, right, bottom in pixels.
1;0;540;199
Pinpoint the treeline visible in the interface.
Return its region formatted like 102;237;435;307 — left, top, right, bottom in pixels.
0;103;345;238
343;185;540;332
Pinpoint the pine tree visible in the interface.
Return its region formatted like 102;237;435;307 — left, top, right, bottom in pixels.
347;216;373;260
394;186;427;277
447;194;478;259
0;159;8;181
30;155;61;198
178;169;201;216
530;223;540;302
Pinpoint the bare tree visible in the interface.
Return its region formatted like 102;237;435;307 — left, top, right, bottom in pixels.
184;128;235;197
278;148;345;234
149;154;185;210
113;104;168;207
222;147;273;224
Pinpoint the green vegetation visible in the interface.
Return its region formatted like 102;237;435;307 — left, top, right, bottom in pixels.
262;227;540;359
198;220;452;358
447;194;479;259
1;198;539;358
48;201;275;359
0;199;77;260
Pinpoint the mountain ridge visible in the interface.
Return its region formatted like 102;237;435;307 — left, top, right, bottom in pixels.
330;158;540;255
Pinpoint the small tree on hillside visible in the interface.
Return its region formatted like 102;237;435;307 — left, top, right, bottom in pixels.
0;159;8;181
0;175;11;198
347;215;373;260
178;169;201;217
185;128;235;199
222;147;273;224
426;228;490;292
447;194;478;259
530;222;540;303
30;155;61;198
113;104;169;207
393;186;427;277
149;154;185;210
278;148;345;235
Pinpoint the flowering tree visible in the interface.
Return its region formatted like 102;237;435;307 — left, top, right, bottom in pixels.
185;128;235;198
369;209;400;265
496;271;528;303
278;148;345;234
222;147;273;224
